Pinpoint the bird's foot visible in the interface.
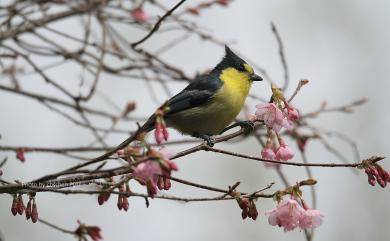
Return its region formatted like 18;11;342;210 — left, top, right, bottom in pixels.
193;133;215;147
220;120;255;134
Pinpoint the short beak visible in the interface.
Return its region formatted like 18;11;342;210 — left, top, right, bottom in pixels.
250;74;263;82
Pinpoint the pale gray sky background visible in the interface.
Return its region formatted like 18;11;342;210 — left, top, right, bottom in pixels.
1;0;389;241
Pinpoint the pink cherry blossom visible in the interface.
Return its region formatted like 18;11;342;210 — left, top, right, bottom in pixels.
287;106;299;122
131;7;148;23
133;148;178;197
266;197;305;231
275;143;294;161
155;147;174;160
150;147;178;176
261;143;276;160
132;161;162;186
255;103;290;132
261;142;280;168
299;209;325;229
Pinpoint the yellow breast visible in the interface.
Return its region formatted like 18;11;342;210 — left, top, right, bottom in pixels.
216;67;252;110
167;68;252;135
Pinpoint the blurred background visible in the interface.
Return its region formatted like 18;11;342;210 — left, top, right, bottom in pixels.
1;0;389;241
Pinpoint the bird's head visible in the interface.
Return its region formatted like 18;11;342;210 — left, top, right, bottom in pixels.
212;45;263;83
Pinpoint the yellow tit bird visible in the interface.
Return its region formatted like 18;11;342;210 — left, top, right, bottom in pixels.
147;45;262;146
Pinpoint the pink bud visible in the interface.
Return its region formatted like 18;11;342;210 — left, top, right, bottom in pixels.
187;7;200;15
31;201;38;223
248;203;258;220
25;199;32;220
16;149;25;162
163;178;171;190
166;160;178;171
261;143;277;160
275;142;294;161
162;123;169;141
154;122;164;144
16;195;25;215
217;0;230;6
122;197;129;211
377;177;387;188
85;225;103;241
117;195;123;210
98;192;110;205
368;175;376;186
287;107;299;122
241;209;248;219
131;7;148;23
146;180;157;198
238;197;250;210
157;176;165;190
11;197;18;216
377;166;390;183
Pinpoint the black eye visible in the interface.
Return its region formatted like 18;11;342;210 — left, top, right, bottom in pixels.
237;64;245;72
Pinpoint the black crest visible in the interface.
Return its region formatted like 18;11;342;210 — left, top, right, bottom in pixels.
212;45;247;74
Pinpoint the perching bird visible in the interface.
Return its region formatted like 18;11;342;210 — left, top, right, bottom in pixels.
146;46;262;146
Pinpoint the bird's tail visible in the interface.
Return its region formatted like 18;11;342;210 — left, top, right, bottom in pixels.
143;121;155;132
140;113;156;133
139;102;169;133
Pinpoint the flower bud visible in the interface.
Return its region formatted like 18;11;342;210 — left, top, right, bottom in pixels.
131;7;148;23
187;7;200;15
16;195;25;215
98;192;110;206
11;196;18;216
146;180;157;198
31;200;38;223
25;198;32;220
117;195;123;210
241;209;248;220
122;197;129;211
16;149;26;162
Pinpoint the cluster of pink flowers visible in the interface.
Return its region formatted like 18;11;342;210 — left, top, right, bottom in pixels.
266;196;324;231
75;221;103;241
261;138;294;166
131;7;148;23
365;164;390;188
11;195;38;223
255;102;299;132
132;148;178;198
236;197;258;220
256;97;299;166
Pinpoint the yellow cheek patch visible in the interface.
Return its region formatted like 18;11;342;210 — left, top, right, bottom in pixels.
244;64;254;74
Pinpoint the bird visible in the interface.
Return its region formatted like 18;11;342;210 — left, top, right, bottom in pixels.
146;45;262;146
